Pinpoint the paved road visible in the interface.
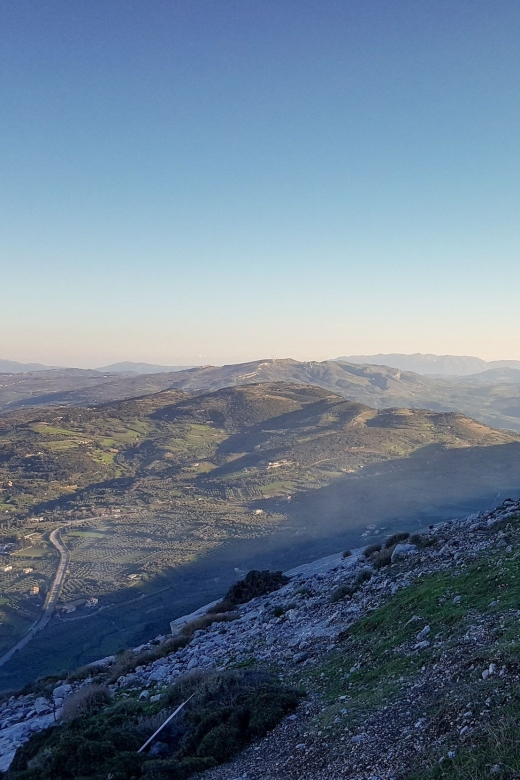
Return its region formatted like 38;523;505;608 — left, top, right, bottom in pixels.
0;519;86;668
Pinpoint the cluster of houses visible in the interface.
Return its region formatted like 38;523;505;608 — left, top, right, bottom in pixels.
56;597;98;615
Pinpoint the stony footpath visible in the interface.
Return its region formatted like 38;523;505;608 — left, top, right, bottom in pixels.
1;497;520;777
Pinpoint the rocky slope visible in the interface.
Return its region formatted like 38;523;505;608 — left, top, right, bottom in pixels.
2;497;520;778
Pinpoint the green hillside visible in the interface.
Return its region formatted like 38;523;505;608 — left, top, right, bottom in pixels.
1;383;520;685
3;359;520;433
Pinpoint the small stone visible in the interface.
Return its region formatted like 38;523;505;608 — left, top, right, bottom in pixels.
453;595;461;604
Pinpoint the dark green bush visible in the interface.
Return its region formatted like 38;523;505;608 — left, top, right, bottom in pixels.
224;570;289;606
7;671;301;780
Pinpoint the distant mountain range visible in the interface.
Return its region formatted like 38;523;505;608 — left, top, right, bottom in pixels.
96;361;194;374
2;357;520;432
339;353;520;376
0;360;194;375
0;360;59;374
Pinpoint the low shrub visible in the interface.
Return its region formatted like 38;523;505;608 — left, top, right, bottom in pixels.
356;568;373;585
371;548;393;570
330;583;354;602
61;684;111;721
342;550;352;558
384;531;409;549
179;612;237;639
206;599;235;614
271;602;296;617
107;636;189;683
363;543;382;558
409;532;437;548
330;569;373;602
67;663;109;684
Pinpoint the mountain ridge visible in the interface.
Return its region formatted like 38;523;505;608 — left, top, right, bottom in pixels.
3;358;520;432
339;352;520;375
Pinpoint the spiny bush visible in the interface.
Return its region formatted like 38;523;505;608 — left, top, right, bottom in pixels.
371;548;393;570
330;583;354;602
107;636;189;683
61;684;111;721
363;543;382;558
179;612;237;639
356;568;373;585
330;569;373;602
67;663;109;684
384;531;409;548
409;532;437;548
206;599;235;614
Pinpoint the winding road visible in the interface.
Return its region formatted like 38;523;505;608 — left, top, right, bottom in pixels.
0;520;86;668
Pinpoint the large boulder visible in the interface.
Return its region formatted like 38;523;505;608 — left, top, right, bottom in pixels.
52;683;72;704
33;697;52;715
391;543;418;563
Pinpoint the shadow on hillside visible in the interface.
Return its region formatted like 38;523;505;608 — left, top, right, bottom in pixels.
2;440;520;692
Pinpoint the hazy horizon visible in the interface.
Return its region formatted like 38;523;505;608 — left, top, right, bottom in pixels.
2;350;520;371
2;1;520;367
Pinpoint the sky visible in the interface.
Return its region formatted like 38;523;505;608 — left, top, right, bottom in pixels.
1;0;519;367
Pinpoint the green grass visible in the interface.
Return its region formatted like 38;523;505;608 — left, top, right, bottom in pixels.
305;530;520;734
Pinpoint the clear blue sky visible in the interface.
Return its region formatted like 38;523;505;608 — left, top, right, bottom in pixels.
1;0;519;366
